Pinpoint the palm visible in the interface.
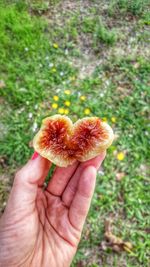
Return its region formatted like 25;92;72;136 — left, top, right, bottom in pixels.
0;154;105;267
31;189;80;267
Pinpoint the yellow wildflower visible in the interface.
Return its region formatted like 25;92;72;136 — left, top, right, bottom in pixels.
111;117;116;123
117;152;125;161
102;117;108;122
70;76;76;81
84;108;91;115
64;89;71;95
58;108;65;114
52;103;58;109
53;43;58;49
64;109;69;115
53;95;59;101
80;95;86;101
52;68;57;72
64;100;71;107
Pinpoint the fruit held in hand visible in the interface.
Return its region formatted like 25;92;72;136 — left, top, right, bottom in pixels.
33;115;114;167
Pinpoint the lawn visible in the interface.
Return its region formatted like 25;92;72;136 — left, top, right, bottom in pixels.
0;0;150;266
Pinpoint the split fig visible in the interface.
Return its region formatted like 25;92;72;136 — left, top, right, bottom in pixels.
33;115;114;167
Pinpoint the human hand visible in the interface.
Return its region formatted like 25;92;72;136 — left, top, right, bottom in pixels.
0;152;105;267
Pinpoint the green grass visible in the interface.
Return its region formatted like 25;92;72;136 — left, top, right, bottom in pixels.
0;3;77;163
82;17;117;48
0;1;150;266
109;0;150;16
46;12;118;52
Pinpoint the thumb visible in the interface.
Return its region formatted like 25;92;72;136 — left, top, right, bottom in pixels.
6;153;51;210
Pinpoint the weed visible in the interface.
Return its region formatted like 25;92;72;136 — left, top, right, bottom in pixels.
109;0;150;16
82;16;117;48
93;18;117;46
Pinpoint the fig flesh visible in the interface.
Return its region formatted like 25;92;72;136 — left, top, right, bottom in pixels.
33;115;114;167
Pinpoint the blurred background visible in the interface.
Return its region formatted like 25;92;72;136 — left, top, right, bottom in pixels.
0;0;149;266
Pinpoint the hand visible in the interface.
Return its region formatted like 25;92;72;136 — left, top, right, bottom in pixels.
0;152;105;267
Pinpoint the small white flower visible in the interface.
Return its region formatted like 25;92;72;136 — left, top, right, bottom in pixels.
60;71;64;76
34;104;38;110
48;63;54;67
26;101;29;105
45;56;49;60
100;93;104;97
19;87;27;92
65;49;68;55
28;112;33;119
129;37;135;43
56;88;61;93
105;80;110;86
18;107;25;114
145;131;149;136
66;80;70;84
25;47;29;51
98;169;104;175
32;122;38;132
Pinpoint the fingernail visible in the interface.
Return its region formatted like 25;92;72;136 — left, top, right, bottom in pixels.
31;151;39;160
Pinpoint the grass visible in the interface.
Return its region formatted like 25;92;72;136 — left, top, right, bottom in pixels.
82;17;117;48
109;0;150;16
0;0;150;266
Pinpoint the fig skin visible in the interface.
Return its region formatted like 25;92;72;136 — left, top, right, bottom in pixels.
33;115;114;167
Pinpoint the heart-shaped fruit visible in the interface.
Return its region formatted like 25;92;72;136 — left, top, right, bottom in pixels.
33;115;114;167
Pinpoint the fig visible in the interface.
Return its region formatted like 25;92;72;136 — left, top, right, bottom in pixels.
33;115;114;167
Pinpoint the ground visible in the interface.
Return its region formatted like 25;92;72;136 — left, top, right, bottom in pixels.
0;0;150;266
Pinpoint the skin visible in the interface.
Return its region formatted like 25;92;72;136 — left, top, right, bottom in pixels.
0;152;106;267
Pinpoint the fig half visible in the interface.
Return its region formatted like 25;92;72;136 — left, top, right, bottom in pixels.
33;115;114;167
